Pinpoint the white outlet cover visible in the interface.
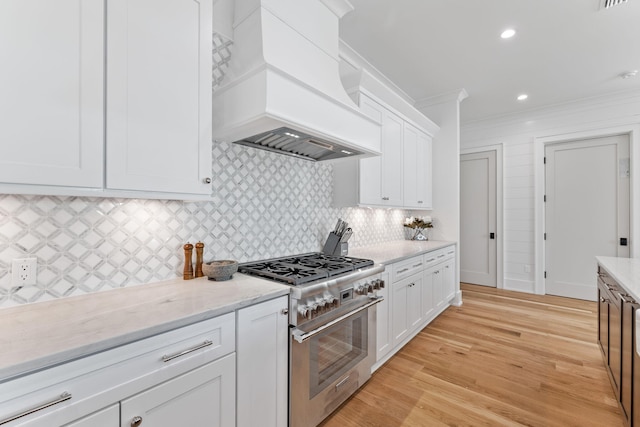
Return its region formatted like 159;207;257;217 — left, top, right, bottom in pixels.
12;258;37;286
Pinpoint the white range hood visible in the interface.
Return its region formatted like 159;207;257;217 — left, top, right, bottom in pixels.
212;0;381;161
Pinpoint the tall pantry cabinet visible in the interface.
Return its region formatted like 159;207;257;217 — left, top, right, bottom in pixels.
0;0;213;198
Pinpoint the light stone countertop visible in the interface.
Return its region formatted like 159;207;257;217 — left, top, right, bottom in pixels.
0;274;290;382
0;239;456;382
596;256;640;302
349;239;457;265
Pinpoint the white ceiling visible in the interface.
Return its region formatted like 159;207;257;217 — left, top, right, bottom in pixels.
339;0;640;123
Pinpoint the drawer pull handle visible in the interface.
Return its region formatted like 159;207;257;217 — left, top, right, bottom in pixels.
131;416;143;427
426;258;436;262
0;392;72;425
437;254;445;258
412;263;423;268
162;340;213;363
335;375;351;390
397;268;409;274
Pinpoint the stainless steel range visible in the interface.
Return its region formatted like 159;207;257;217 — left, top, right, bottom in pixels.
238;253;384;427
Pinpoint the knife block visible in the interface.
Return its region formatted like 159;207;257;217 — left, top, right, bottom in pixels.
322;232;341;255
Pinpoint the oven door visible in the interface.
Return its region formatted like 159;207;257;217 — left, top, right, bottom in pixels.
290;298;380;427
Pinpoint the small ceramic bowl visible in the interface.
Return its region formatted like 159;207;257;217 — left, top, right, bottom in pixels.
202;260;238;281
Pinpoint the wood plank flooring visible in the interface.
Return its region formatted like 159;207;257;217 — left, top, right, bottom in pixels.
319;283;623;427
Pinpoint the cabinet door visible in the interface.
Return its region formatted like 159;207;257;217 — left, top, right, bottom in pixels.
120;354;235;427
422;265;437;320
407;275;423;331
392;273;421;348
416;130;433;209
0;0;103;188
443;259;456;302
392;278;410;348
620;297;636;423
380;109;404;206
358;95;384;205
106;0;213;195
598;279;610;361
237;296;289;427
64;404;119;427
376;270;393;363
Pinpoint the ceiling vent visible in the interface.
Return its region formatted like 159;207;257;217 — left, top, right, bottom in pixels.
602;0;628;9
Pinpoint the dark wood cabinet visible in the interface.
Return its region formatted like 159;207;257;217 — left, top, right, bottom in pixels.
597;266;639;426
634;335;640;427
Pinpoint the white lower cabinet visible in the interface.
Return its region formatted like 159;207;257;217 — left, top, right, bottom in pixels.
375;245;457;369
120;354;235;427
392;272;423;348
236;296;289;427
0;314;235;427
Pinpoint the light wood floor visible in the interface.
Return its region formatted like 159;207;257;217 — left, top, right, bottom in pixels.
320;283;623;427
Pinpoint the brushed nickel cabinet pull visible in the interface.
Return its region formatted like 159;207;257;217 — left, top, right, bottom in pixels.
335;375;351;390
131;416;143;427
162;340;213;363
281;308;289;315
0;392;72;425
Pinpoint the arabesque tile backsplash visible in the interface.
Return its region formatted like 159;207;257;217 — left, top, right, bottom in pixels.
0;142;409;307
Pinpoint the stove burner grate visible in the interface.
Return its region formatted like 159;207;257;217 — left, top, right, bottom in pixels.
238;253;375;286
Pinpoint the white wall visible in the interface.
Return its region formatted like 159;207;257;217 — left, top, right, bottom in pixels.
461;89;640;294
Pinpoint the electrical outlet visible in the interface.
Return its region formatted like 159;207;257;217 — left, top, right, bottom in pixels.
12;258;37;286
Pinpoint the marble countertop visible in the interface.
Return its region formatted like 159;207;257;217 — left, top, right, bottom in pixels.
350;240;456;265
0;239;457;382
0;274;290;382
596;256;640;302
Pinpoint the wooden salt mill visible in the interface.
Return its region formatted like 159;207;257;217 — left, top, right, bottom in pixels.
195;242;204;278
183;243;194;280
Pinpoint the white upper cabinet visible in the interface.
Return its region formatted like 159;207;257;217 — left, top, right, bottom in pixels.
403;122;433;209
106;0;213;195
358;96;403;206
0;0;104;188
0;0;213;199
333;92;435;210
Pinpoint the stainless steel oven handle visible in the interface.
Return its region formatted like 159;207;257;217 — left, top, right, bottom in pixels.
292;296;383;344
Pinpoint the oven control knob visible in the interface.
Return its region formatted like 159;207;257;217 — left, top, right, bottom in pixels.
298;305;310;319
377;279;385;289
367;283;374;293
323;295;337;308
355;284;368;295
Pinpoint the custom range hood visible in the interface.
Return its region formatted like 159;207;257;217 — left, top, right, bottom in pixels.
212;0;381;161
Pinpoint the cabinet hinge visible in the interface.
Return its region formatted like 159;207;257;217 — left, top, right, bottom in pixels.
543;157;546;164
544;271;547;279
544;233;547;240
544;195;546;202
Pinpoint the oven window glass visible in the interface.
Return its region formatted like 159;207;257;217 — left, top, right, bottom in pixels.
309;308;368;397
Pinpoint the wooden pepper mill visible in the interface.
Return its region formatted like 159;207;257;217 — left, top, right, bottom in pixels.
183;243;194;280
195;242;204;278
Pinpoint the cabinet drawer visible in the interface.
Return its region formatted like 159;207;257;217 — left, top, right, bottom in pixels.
424;246;455;268
392;255;425;282
0;313;235;427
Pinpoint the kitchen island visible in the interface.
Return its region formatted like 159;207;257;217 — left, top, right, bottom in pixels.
596;256;640;427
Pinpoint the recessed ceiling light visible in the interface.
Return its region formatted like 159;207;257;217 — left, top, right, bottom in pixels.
501;29;516;39
517;94;528;101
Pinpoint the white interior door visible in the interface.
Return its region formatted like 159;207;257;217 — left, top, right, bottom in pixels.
545;134;630;300
460;151;497;287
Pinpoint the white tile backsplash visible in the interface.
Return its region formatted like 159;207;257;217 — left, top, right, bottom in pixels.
0;142;408;307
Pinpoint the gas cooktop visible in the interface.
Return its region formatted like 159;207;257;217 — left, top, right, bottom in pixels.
238;252;374;286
